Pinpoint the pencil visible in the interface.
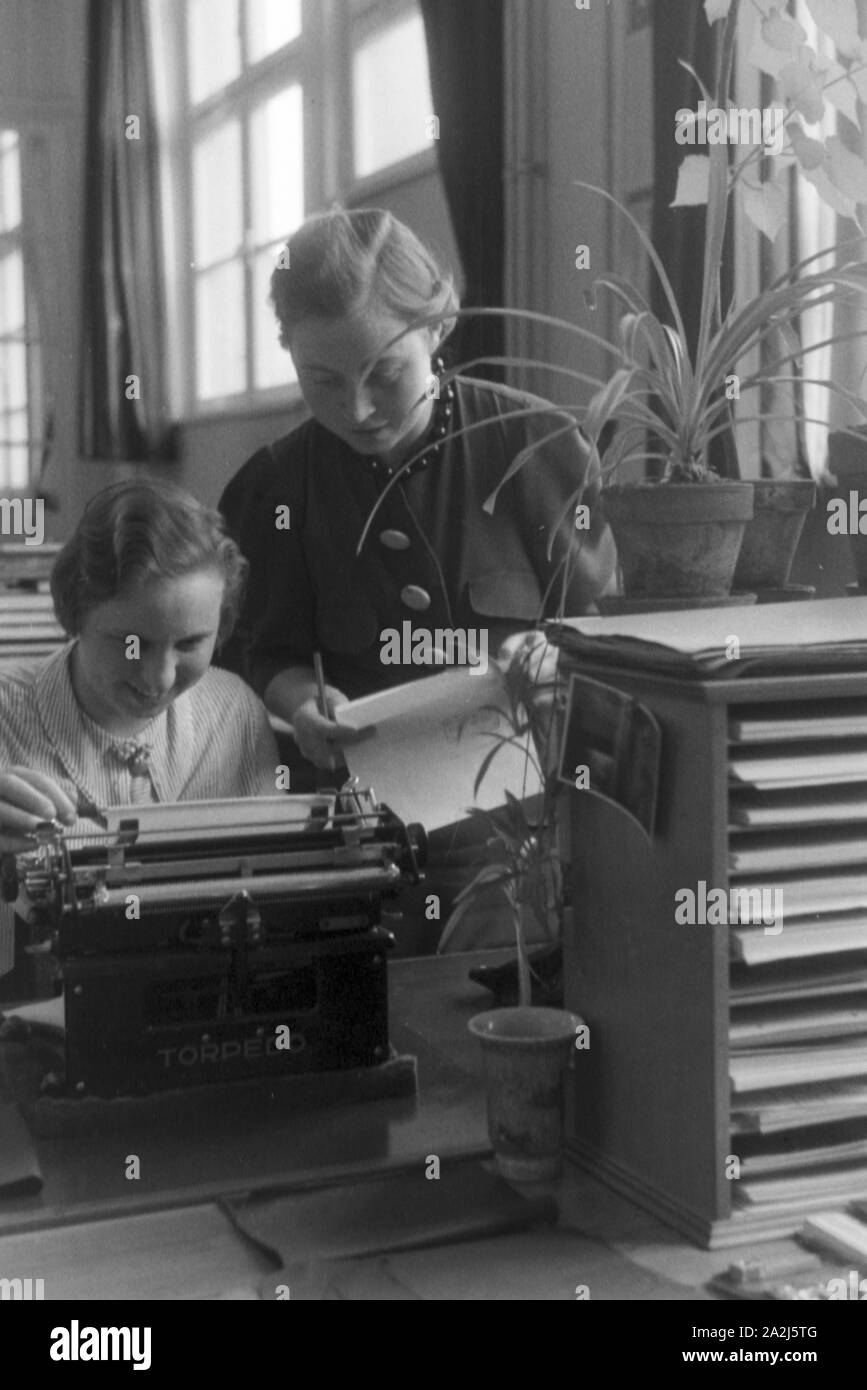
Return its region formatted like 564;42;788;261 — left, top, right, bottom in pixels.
313;651;334;720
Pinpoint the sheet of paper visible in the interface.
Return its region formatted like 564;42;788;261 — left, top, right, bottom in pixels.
729;831;867;874
735;875;867;918
729;1041;867;1093
730;787;867;828
736;1167;867;1207
729;1000;867;1048
335;668;542;829
732;1079;867;1134
730;705;867;743
730;747;867;787
98;795;334;840
731;918;867;965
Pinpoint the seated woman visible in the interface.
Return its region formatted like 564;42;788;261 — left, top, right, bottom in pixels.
219;206;616;774
0;480;279;991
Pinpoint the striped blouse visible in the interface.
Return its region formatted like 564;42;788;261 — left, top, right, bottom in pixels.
0;646;281;975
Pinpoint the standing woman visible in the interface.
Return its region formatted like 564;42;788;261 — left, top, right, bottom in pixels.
220;207;616;776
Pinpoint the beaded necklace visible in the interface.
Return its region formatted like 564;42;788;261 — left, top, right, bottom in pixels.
367;356;455;482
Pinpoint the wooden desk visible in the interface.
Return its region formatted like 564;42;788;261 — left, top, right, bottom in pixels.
0;954;794;1299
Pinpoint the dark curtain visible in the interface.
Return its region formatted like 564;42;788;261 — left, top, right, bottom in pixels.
419;0;505;381
651;0;737;477
79;0;173;461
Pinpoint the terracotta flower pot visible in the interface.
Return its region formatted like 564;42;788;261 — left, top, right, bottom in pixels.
732;479;816;590
469;1005;582;1181
602;482;754;599
828;429;867;590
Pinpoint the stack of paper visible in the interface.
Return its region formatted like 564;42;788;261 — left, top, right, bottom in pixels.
550;596;867;678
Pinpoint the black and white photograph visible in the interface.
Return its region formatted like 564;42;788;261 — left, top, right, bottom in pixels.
0;0;866;1343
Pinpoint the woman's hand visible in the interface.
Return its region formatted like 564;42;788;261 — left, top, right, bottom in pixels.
497;630;559;692
291;689;375;770
0;768;77;854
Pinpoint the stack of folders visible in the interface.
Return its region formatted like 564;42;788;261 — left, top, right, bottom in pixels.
0;587;65;669
727;700;867;1217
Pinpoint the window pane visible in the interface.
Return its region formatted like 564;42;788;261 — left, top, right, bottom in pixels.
0;133;21;231
246;0;301;63
195;262;246;400
0;342;26;409
353;12;434;179
0;442;29;490
249;86;304;246
6;409;27;443
0;251;25;333
252;244;298;391
193;122;243;267
8;444;29;490
187;0;241;104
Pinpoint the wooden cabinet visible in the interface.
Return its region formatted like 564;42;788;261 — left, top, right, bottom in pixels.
558;658;867;1247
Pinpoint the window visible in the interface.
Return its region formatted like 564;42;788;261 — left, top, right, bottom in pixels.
0;131;38;491
351;4;434;181
162;0;436;413
184;0;305;403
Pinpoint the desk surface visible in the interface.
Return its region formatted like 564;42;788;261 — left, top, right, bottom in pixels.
0;953;800;1299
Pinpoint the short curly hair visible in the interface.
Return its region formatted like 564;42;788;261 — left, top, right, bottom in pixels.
51;480;247;645
270;207;459;350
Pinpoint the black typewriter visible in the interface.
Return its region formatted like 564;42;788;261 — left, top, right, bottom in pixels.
7;789;424;1098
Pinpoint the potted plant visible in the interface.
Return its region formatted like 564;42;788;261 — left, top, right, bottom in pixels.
436;633;583;1182
732;474;817;595
581;0;867;605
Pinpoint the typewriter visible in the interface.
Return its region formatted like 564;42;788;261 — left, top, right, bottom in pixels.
7;789;424;1098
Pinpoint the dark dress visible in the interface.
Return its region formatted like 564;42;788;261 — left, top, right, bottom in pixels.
219;375;616;955
219;375;615;700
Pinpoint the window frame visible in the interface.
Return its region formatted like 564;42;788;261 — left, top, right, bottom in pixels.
163;0;437;421
0;130;41;496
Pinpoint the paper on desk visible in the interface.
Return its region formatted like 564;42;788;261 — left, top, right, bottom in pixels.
335;667;542;828
550;596;867;675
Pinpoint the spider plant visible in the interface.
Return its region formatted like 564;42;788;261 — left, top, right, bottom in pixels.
435;634;566;1008
578;0;867;488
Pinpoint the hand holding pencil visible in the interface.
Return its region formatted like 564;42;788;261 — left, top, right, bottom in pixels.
288;653;375;769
